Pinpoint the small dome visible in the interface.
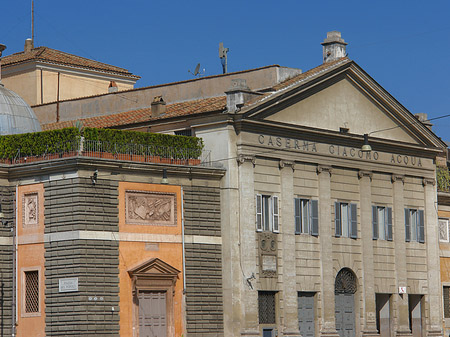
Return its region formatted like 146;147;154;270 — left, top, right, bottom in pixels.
0;84;41;135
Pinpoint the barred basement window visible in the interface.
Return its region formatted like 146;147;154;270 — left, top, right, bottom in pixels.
258;291;276;324
25;270;39;313
444;286;450;318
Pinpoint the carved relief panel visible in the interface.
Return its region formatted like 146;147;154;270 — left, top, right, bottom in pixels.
23;193;38;227
258;232;278;278
125;190;176;226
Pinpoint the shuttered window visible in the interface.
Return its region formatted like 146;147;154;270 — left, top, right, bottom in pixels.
256;194;279;233
294;199;319;236
335;202;357;239
372;206;393;241
404;208;425;243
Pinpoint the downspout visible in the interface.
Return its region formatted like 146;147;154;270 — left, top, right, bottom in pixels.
40;68;43;105
56;72;60;122
12;185;17;337
180;186;187;336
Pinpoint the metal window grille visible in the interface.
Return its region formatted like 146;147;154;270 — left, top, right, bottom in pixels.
258;291;276;324
25;270;39;313
444;286;450;318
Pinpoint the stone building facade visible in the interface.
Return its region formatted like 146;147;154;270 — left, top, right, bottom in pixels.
24;32;448;336
0;156;224;337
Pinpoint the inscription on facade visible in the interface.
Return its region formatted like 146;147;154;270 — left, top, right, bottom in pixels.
257;134;422;167
126;191;176;226
23;193;38;227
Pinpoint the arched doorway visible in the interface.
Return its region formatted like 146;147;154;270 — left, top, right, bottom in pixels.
335;268;357;337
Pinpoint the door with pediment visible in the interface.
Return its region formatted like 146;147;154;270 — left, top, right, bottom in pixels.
138;291;167;337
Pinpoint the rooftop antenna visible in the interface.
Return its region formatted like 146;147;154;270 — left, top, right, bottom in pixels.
188;63;205;77
31;0;34;46
219;42;229;74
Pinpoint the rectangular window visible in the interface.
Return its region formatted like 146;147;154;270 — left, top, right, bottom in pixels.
444;286;450;318
405;208;424;243
256;195;279;233
24;270;39;314
439;219;449;242
258;291;276;324
294;199;319;236
174;129;192;137
372;206;393;241
335;202;357;238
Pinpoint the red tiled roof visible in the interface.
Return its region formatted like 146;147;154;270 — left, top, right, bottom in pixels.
2;46;140;79
42;96;226;130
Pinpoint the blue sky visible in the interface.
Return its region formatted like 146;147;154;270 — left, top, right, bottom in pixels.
3;0;450;139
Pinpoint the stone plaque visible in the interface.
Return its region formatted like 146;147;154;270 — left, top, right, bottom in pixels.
262;255;277;272
59;277;79;293
23;193;38;227
126;191;176;226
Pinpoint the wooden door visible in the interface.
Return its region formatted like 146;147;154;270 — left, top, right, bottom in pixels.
138;291;167;337
298;292;315;337
335;293;355;337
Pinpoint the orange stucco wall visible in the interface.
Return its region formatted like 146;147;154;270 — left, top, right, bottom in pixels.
118;182;184;337
16;184;45;337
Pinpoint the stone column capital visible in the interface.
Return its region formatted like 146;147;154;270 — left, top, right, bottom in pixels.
237;154;256;167
317;165;333;176
422;178;436;186
391;174;405;184
358;170;373;181
279;160;295;171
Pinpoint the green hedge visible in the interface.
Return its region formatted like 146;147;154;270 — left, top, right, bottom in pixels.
437;166;450;192
0;127;204;159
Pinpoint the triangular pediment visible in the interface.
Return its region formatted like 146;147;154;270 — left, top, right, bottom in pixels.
128;258;180;278
243;61;445;149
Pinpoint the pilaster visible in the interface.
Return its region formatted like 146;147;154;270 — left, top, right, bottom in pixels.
391;174;412;337
423;178;444;337
279;160;301;337
238;155;259;337
358;170;378;337
317;165;339;337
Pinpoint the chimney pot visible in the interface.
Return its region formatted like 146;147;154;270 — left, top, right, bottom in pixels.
151;96;166;118
321;31;347;63
108;81;118;93
24;38;34;53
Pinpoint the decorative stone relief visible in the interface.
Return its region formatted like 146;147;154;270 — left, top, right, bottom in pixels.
237;154;256;166
358;170;373;180
23;193;38;227
391;174;405;184
258;232;277;278
126;191;176;226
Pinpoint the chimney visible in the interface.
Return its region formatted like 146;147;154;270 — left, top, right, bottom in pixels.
151;95;166;118
414;113;433;130
108;81;118;93
321;31;347;63
0;43;6;84
225;79;262;113
24;38;34;53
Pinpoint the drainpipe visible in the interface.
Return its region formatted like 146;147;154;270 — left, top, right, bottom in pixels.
181;186;186;291
12;185;17;337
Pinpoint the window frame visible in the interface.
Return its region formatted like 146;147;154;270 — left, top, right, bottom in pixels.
405;208;424;243
372;205;393;241
256;194;279;233
21;267;41;318
439;218;449;243
294;198;319;236
335;202;357;239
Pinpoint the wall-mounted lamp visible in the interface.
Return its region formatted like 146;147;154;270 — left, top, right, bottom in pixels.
361;134;372;153
91;169;98;185
161;169;169;184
